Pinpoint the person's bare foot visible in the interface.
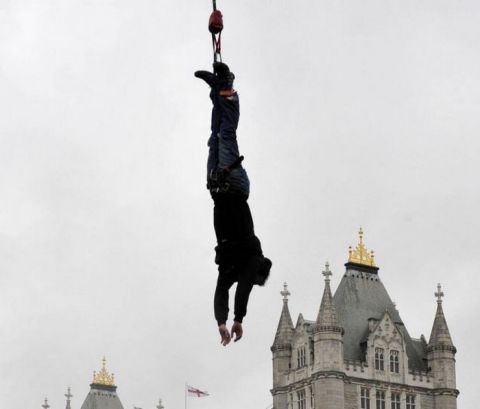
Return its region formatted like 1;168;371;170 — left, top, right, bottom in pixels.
231;321;243;342
219;324;231;346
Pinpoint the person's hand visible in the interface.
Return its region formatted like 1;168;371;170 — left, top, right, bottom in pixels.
231;321;243;342
219;324;231;346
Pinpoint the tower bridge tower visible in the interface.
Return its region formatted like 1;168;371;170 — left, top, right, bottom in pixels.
271;230;459;409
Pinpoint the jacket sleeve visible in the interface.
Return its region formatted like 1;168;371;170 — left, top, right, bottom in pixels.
214;269;236;326
233;256;263;323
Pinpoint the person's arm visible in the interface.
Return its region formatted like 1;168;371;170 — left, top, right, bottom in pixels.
214;270;236;346
214;270;235;326
233;256;262;324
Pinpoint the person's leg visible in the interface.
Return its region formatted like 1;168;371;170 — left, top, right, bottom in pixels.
207;101;221;178
217;93;241;169
216;93;250;196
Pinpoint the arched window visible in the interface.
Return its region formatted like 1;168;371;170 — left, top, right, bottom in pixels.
375;390;386;409
297;346;306;368
391;392;400;409
296;389;306;409
361;388;370;409
390;350;400;373
406;395;416;409
375;348;384;371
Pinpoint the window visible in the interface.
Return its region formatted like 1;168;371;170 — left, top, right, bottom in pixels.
361;388;370;409
309;386;314;408
391;392;400;409
297;389;306;409
297;347;306;368
406;395;416;409
375;348;384;371
390;350;399;373
375;390;385;409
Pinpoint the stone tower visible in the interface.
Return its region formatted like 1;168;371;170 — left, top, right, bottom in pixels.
427;284;457;409
270;229;459;409
312;262;345;409
80;358;125;409
271;282;294;409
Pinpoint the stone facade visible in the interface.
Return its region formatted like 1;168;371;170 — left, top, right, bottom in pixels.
271;233;459;409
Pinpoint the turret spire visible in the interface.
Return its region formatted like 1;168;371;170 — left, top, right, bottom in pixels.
315;262;342;332
65;387;73;409
157;398;165;409
42;398;50;409
272;282;294;347
428;283;454;349
280;282;290;303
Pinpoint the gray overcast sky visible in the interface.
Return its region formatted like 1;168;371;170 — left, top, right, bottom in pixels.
0;0;479;408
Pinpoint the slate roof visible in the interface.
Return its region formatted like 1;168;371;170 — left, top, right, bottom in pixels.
333;263;427;372
80;384;125;409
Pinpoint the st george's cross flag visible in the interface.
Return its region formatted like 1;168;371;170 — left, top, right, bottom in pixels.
187;385;209;397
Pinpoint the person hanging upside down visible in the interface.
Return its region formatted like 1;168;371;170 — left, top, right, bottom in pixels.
195;62;272;346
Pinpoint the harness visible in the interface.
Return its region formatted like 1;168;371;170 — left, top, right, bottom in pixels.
207;155;244;193
208;0;224;63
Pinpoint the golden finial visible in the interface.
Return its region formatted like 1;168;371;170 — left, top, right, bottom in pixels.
92;357;115;386
348;227;376;267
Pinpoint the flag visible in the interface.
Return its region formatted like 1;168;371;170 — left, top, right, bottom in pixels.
187;385;209;398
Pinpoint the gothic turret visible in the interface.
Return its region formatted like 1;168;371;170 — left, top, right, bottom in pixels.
427;284;458;409
313;262;345;409
428;284;455;349
315;262;342;331
271;283;294;409
272;282;294;350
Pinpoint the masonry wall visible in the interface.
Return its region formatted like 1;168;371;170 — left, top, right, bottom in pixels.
420;394;434;409
314;378;344;409
272;392;288;409
344;382;357;409
434;394;457;409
